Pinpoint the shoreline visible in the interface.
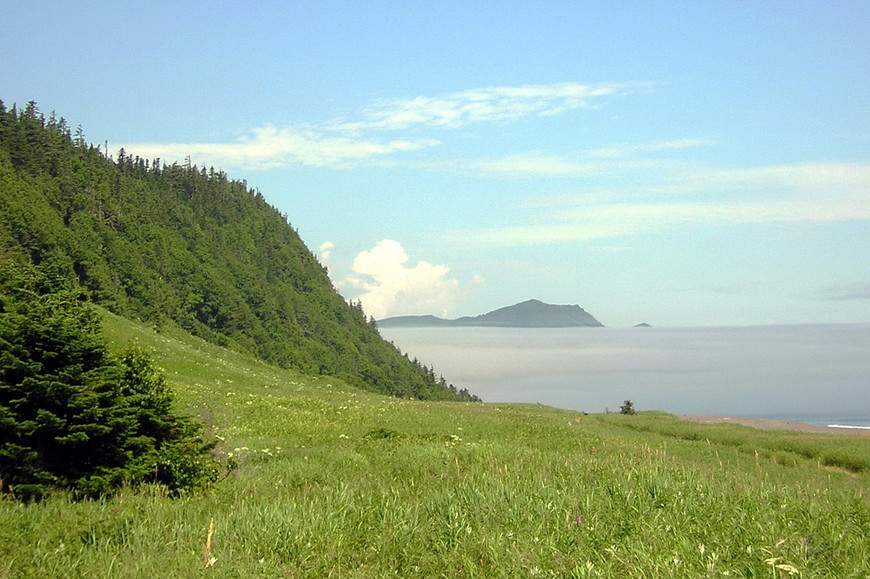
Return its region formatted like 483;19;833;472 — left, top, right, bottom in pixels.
681;415;870;436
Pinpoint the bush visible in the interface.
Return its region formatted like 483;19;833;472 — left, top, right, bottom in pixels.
620;400;636;415
0;261;219;499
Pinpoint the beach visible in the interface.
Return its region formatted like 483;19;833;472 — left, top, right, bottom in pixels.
681;415;870;436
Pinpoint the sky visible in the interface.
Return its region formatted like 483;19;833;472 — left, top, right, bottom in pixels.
3;1;869;327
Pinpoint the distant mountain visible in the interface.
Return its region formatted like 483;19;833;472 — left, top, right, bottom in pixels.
634;323;652;328
379;315;457;328
378;299;604;328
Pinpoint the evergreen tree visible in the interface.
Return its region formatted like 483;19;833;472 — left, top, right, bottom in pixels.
0;261;219;499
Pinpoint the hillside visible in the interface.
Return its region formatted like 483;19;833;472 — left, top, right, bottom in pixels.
379;299;604;328
0;100;473;401
6;101;869;575
2;309;868;576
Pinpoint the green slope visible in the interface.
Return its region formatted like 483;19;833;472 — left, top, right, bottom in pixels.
4;101;869;576
1;309;867;576
0;100;473;401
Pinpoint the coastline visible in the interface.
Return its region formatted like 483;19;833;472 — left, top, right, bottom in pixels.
681;415;870;436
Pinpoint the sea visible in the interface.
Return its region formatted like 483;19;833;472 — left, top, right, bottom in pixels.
380;324;870;428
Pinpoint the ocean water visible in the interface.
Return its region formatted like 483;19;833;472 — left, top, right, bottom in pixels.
380;324;870;427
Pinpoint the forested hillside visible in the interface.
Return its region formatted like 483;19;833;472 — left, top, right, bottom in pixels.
0;100;474;401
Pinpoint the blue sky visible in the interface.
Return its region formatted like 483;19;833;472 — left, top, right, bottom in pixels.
3;1;869;326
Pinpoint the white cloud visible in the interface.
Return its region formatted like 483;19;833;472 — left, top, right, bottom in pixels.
587;138;715;159
466;153;603;178
120;82;636;170
446;161;870;246
121;124;438;171
692;162;870;192
452;139;712;179
331;82;637;132
318;241;334;264
341;239;472;319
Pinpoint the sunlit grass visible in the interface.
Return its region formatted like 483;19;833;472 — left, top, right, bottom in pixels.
1;309;868;577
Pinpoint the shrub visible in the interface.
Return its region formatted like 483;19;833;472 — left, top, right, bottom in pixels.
620;400;636;415
0;261;219;499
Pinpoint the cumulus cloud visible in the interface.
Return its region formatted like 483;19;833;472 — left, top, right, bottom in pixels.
318;241;335;265
342;239;474;320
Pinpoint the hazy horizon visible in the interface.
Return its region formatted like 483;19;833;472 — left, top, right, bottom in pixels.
382;324;870;427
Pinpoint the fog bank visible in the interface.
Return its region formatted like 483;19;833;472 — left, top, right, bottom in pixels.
381;324;870;426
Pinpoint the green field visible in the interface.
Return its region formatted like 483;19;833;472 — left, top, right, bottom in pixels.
2;311;868;578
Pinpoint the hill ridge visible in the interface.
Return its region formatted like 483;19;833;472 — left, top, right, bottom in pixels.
0;99;474;401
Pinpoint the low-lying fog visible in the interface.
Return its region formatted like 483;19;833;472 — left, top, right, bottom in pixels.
381;324;870;427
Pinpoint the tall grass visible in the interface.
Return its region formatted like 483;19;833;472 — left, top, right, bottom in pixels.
607;411;870;472
1;310;868;577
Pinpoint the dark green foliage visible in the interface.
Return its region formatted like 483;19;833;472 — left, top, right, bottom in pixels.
0;100;476;402
0;261;219;499
620;399;636;415
364;427;403;440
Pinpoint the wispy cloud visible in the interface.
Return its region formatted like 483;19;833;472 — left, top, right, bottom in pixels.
586;138;715;159
446;161;870;246
821;282;870;301
459;139;710;179
466;152;603;178
122;124;438;171
333;82;637;132
120;82;637;171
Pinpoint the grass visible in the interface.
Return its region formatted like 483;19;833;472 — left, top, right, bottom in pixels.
602;412;870;473
1;309;868;577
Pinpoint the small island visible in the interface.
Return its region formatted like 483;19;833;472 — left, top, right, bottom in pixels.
378;299;604;328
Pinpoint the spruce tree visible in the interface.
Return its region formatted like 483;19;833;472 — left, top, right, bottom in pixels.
0;261;219;499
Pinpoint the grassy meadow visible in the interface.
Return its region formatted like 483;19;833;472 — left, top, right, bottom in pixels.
1;310;868;577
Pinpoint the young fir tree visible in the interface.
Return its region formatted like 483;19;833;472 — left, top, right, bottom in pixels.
0;261;219;499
